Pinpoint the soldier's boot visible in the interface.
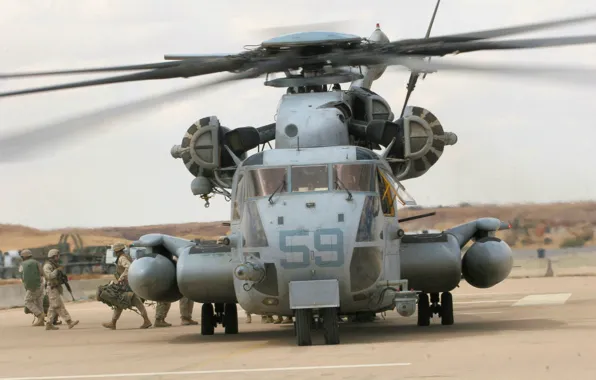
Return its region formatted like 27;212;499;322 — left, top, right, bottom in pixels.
45;322;59;330
282;316;293;324
102;320;117;330
273;315;283;324
67;320;79;329
266;316;274;323
245;314;252;324
154;319;172;328
180;317;198;326
140;316;152;329
33;313;46;327
52;315;61;325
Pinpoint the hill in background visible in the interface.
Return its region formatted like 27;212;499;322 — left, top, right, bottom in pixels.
1;201;594;252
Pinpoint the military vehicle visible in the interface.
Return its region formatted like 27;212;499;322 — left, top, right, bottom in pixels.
2;4;596;345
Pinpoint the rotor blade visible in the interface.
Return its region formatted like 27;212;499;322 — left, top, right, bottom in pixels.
391;12;596;46
0;58;245;98
409;35;596;56
0;72;257;163
0;61;184;79
387;57;596;84
163;54;235;61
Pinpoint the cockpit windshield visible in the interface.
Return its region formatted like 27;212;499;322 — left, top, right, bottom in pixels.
245;167;287;198
291;165;329;192
333;163;375;192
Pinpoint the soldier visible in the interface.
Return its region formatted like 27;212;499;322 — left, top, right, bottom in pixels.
42;249;79;330
154;255;198;327
19;250;46;327
102;243;152;330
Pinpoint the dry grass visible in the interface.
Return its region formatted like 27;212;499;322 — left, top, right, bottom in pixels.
1;201;594;252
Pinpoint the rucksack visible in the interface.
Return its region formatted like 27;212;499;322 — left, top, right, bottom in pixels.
96;282;135;310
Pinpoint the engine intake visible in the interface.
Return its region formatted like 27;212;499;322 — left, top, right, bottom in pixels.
462;237;513;288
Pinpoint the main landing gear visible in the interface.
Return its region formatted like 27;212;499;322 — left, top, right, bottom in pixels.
201;302;238;335
417;292;454;326
294;308;340;346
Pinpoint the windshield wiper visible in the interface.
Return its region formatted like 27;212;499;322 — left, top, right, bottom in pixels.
268;179;286;204
335;178;353;201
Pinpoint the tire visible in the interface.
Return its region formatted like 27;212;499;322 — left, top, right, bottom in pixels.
295;309;312;346
223;303;238;334
441;292;454;326
201;303;215;335
322;308;340;345
417;293;431;326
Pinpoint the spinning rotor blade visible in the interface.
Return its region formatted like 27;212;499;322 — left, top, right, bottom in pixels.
398;35;596;56
0;61;183;79
0;58;246;98
391;12;596;46
0;70;262;163
388;58;596;84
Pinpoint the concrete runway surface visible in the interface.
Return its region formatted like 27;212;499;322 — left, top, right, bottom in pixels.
1;276;595;380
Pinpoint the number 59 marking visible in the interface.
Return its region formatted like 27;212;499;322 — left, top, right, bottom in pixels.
279;228;344;269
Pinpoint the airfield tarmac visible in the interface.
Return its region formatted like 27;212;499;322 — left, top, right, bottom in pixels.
1;276;595;380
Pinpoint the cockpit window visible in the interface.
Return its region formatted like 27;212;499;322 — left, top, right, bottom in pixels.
291;165;329;192
333;164;375;192
245;167;287;198
377;169;396;217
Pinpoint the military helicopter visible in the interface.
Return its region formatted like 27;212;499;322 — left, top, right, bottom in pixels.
2;5;596;346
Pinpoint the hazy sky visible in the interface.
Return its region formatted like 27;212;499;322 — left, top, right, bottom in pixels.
1;0;595;230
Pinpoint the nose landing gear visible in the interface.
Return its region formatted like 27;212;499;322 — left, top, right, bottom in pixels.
200;302;239;335
294;307;340;346
417;292;454;326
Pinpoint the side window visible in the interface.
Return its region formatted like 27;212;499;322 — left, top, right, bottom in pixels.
352;97;367;122
232;174;244;220
377;170;395;217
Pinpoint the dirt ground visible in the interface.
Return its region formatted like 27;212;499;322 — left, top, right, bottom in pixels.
1;276;595;380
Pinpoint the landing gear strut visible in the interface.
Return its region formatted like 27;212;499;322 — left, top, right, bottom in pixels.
417;292;454;326
200;302;238;335
293;307;341;346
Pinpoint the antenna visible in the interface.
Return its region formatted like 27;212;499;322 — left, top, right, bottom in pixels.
399;0;441;118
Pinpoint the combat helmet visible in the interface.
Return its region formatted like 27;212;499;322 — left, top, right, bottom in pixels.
20;249;32;258
113;242;126;253
48;248;60;259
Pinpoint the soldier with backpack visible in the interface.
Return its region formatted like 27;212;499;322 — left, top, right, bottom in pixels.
101;243;152;330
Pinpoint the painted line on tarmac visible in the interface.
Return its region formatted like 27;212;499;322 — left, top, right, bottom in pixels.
0;363;412;380
454;299;518;305
458;311;503;315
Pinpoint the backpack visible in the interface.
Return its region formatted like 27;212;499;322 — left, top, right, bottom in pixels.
96;282;135;310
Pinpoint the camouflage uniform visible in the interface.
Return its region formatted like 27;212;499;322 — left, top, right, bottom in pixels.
19;250;46;327
154;297;198;327
102;243;152;330
42;249;79;330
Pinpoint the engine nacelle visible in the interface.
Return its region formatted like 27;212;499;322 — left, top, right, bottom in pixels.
128;254;182;302
462;237;513;288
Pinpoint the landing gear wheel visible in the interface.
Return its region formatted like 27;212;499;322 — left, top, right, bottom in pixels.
417;293;431;327
322;308;340;345
440;292;454;326
223;303;238;334
201;303;215;335
295;309;312;346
